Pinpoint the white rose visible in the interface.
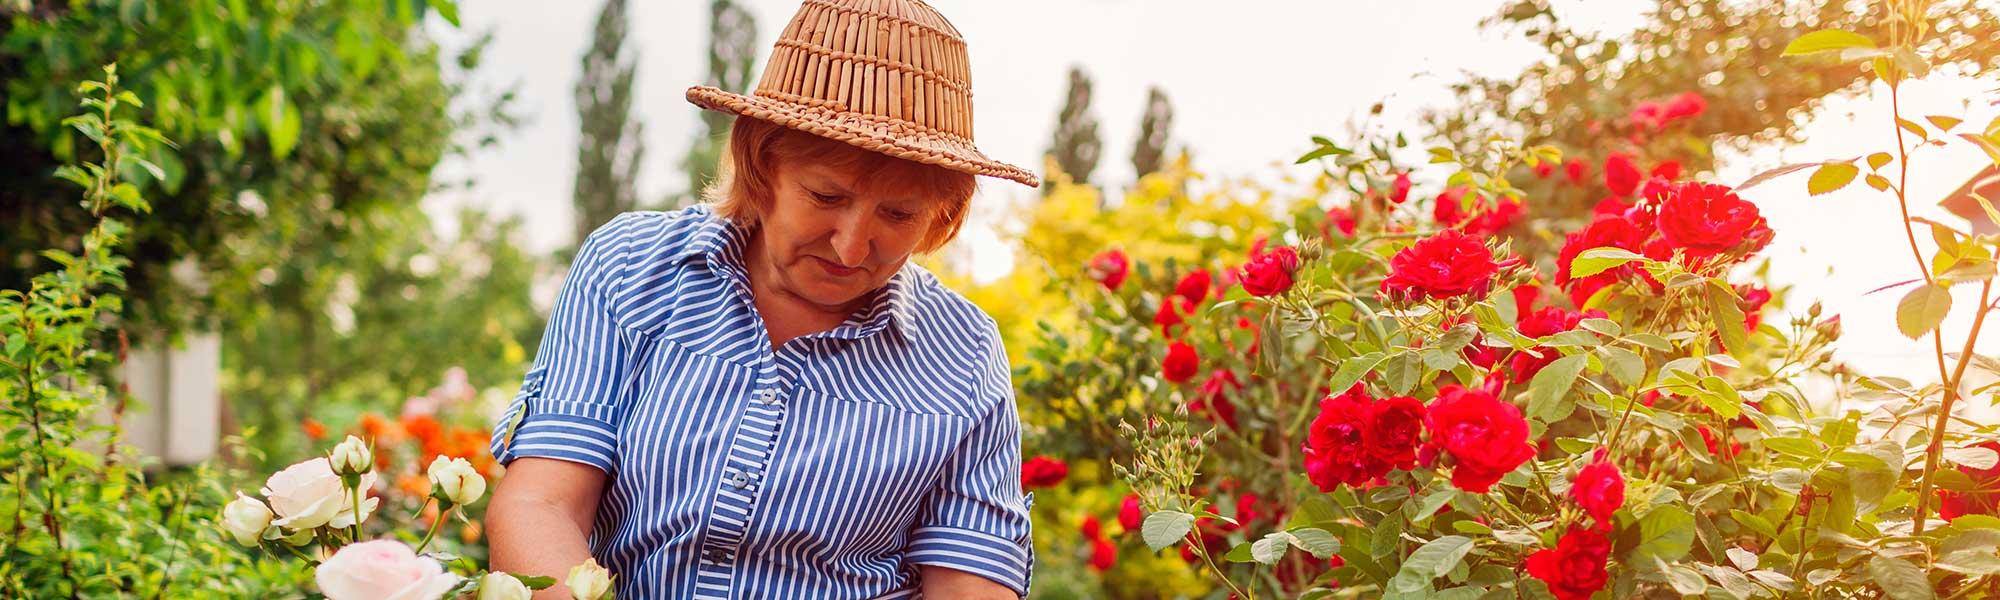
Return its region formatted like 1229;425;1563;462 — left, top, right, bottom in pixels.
477;572;533;600
316;539;462;600
263;457;380;531
221;492;273;546
329;435;373;476
427;455;487;506
566;558;614;600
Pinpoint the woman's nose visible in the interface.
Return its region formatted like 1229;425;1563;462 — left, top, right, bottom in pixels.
828;209;872;267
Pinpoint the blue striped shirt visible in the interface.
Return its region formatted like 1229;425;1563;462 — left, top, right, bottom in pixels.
489;207;1033;599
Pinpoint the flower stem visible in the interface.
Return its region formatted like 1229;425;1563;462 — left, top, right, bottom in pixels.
416;502;452;554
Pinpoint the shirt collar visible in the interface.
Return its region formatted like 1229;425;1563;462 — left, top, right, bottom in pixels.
674;208;917;344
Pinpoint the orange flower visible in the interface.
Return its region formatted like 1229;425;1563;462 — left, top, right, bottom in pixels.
398;474;432;498
302;418;327;440
402;414;444;445
460;522;483;544
359;413;400;443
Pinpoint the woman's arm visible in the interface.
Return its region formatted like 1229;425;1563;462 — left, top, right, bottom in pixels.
919;565;1019;600
487;457;608;600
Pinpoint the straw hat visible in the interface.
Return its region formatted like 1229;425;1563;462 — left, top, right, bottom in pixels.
686;0;1039;188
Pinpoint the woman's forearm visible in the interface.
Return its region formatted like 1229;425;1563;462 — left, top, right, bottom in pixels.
487;494;596;599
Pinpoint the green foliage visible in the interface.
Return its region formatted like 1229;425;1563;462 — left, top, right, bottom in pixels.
675;0;759;209
0;65;290;600
1047;66;1103;193
1130;87;1175;180
573;0;645;246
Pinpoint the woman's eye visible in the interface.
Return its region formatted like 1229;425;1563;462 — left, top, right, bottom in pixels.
884;208;916;223
809;191;842;205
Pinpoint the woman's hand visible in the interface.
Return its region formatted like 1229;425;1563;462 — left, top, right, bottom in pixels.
486;457;609;599
918;565;1019;600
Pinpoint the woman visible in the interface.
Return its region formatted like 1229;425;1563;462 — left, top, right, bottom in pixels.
484;1;1040;598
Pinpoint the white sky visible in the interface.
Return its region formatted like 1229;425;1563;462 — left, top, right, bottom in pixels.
426;0;2000;384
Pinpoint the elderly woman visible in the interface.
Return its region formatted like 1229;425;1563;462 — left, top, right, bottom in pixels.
483;1;1040;599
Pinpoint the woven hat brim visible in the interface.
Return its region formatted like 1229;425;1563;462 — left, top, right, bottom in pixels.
687;86;1040;188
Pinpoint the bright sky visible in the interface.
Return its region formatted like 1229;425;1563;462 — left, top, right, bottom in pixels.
426;1;2000;385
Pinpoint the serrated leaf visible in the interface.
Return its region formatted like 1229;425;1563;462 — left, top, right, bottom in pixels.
1142;511;1196;551
1937;549;2000;575
1390;536;1475;593
1750;569;1796;592
1867;152;1894;170
1224;541;1258;563
1410;489;1456;522
1866;173;1891;191
1385;351;1423;395
1808;162;1860;196
1289;527;1341;558
1667;564;1707;595
1867;555;1934;600
1726;547;1759;571
1768;468;1810;494
1731;509;1779;539
1895;283;1952;339
1253;532;1294;565
1782;29;1877;56
1327;352;1388;395
1706;283;1748;357
1569;247;1647;279
1632;505;1695;563
1527;354;1588;422
1927;115;1963;132
1601;347;1644;387
1898;117;1930;142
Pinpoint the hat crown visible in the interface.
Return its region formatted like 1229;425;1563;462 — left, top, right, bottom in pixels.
754;0;975;142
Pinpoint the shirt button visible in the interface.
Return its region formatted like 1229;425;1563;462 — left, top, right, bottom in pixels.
728;470;751;487
704;549;728;563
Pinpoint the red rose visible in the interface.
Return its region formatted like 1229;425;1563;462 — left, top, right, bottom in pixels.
1697;425;1741;459
1118;494;1145;531
1087;536;1118;572
1629;100;1667;130
1650;161;1682;181
1175;269;1213;305
1325;206;1358;238
1534;161;1555;179
1509;307;1602;381
1425;384;1536;493
1738;284;1772;331
1382;229;1500;302
1022;455;1069;489
1555;214;1647;307
1088;249;1130;290
1638;176;1674;206
1665;91;1707;120
1940;441;2000;520
1390;171;1412;204
1192;369;1241;429
1565;158;1590;184
1571;450;1625;528
1163;341;1199;383
1302;387;1378;491
1365;395;1427;471
1235;492;1265;525
1655;182;1773;259
1433;188;1525;236
1526;527;1613;600
1240;246;1301;297
1604;153;1641;197
1079;515;1103;539
1154;296;1193;336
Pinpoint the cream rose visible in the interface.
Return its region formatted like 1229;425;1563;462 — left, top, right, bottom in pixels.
329;434;373;476
427;455;487;506
221;492;273;546
262;457;380;531
476;571;532;600
315;539;462;600
566;558;614;600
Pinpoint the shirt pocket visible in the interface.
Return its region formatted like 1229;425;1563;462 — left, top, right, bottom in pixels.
752;386;974;560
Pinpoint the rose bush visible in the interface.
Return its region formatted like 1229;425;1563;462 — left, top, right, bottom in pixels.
1007;13;2000;599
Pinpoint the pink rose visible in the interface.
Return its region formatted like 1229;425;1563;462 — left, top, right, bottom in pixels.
262;457;379;531
315;539;460;600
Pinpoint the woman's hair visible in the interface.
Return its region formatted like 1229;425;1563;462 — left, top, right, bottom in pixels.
703;117;978;253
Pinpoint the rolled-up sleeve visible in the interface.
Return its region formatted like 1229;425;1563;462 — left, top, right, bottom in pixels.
489;216;640;476
906;332;1033;596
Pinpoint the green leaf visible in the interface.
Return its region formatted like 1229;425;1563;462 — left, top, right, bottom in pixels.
1782;29;1877;56
1142;510;1196;551
1867;555;1934;600
1288;527;1341;558
1697;376;1743;420
427;0;462;26
262;85;301;159
1224;541;1257;563
1706;283;1749;357
1946;445;2000;470
1631;505;1695;563
1569;247;1647;279
1253;532;1293;565
1731;509;1779;539
1601;347;1644;387
1410;489;1456;522
1390;535;1476;593
1666;563;1707;595
508;574;556;589
1385;351;1423;395
1327;352;1388;395
1937;549;2000;575
1768;468;1809;494
1807;163;1860;196
1895;283;1952;339
1527;354;1588;422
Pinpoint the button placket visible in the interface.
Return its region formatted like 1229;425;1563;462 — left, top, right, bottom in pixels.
690;381;789;599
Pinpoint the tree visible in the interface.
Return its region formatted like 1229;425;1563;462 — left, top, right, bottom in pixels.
1047;66;1103;193
0;0;465;335
676;0;759;208
1131;86;1175;180
572;0;645;247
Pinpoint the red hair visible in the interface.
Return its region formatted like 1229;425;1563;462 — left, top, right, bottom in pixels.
703;117;978;253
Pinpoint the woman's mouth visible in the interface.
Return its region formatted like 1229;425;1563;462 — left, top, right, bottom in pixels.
813;256;863;277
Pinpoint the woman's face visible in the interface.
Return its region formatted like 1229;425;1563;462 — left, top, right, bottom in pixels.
752;159;937;313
